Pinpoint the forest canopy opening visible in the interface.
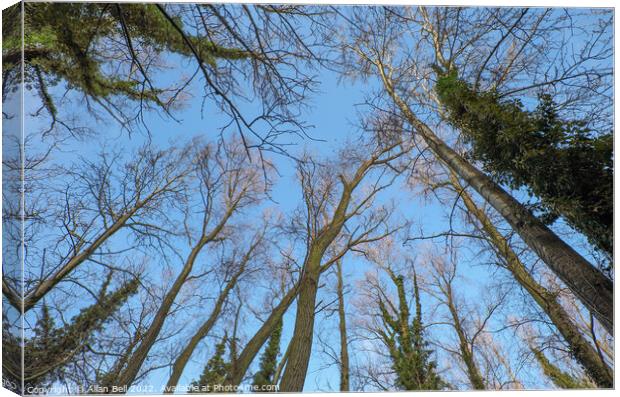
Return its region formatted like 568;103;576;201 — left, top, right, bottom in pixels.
2;2;614;394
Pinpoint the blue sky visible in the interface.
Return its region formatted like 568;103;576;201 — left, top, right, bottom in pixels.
11;4;612;393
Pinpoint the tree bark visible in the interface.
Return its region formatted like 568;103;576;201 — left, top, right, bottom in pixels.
278;267;321;392
450;173;613;388
232;146;398;390
110;244;202;391
273;340;292;386
377;67;613;334
279;176;360;391
336;260;350;392
226;282;300;387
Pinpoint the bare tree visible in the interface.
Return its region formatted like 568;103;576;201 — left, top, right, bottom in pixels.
336;260;351;391
3;143;192;316
104;138;270;390
475;332;524;390
311;259;351;391
279;135;409;391
440;172;613;387
225;129;408;390
8;3;332;153
164;224;268;392
425;254;511;390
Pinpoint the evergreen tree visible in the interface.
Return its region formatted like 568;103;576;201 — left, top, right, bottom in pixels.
252;319;282;390
377;271;444;390
3;3;252;118
191;334;231;393
435;69;613;261
8;276;140;392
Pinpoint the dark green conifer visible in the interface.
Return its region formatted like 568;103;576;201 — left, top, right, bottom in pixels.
191;333;231;393
3;3;252;117
252;318;283;389
12;276;140;392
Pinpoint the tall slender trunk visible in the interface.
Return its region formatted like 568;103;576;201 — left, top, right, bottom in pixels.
164;267;243;392
445;288;486;390
336;260;350;392
450;173;613;388
378;68;613;334
110;207;237;390
273;341;291;386
226;282;300;386
109;249;199;391
279;267;321;392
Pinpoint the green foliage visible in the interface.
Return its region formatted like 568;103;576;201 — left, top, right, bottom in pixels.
4;3;251;116
435;70;613;260
7;276;140;392
190;334;232;393
252;318;282;389
531;347;593;389
378;273;445;390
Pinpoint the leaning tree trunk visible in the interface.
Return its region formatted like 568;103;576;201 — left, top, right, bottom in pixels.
226;250;346;388
273;340;292;386
451;173;613;387
378;69;613;334
279;267;321;392
226;282;300;387
109;202;238;390
110;252;197;391
336;260;350;392
164;263;245;392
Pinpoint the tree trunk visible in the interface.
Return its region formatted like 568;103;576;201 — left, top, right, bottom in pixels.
111;233;220;389
336;260;350;392
451;173;613;388
273;341;291;386
378;70;613;334
164;270;242;392
445;290;486;390
279;268;321;392
226;251;348;388
23;211;134;312
107;202;238;390
110;259;195;391
226;282;300;386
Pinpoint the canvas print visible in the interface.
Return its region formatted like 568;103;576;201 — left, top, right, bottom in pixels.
1;1;614;394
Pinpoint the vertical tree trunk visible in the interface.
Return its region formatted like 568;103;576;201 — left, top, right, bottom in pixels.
279;268;321;392
450;173;613;388
445;289;486;390
378;69;613;334
336;260;350;392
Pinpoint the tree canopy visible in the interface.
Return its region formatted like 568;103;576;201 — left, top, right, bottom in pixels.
2;4;613;395
436;69;613;262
